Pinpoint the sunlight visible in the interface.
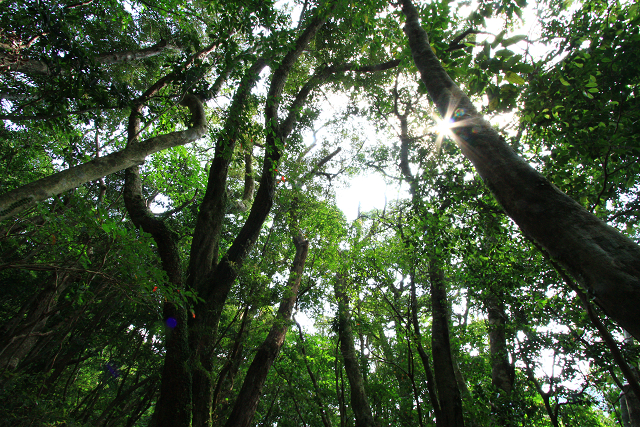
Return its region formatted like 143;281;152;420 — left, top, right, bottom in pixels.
433;116;455;142
431;97;476;150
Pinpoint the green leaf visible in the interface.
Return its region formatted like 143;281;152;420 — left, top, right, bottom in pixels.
495;49;515;58
492;30;506;48
505;71;525;85
560;77;571;86
501;35;528;46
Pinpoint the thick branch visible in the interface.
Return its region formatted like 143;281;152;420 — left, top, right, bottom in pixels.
186;58;267;293
1;40;180;76
0;95;206;221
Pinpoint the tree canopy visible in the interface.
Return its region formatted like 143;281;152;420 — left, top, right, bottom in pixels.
1;0;639;426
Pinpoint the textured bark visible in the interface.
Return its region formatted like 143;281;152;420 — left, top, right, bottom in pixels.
400;0;640;340
186;59;267;295
486;293;513;394
335;275;377;427
623;384;640;427
430;267;465;427
0;95;206;221
223;235;309;427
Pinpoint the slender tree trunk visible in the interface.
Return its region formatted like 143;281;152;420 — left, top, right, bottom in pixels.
212;306;251;418
295;318;333;427
620;384;640;427
430;267;465;427
223;235;309;427
486;292;513;394
376;322;413;426
411;275;442;423
400;0;640;340
485;291;515;426
335;275;377;427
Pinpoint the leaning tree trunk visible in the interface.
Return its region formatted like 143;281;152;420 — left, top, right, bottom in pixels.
223;235;309;427
0;95;206;221
335;275;377;427
400;0;640;340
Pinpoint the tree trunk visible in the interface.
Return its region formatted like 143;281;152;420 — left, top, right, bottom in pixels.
223;235;309;427
486;293;513;394
430;267;465;427
400;0;640;340
410;275;442;423
188;13;330;426
624;383;640;427
295;318;333;427
335;275;377;427
376;323;413;426
124;106;192;427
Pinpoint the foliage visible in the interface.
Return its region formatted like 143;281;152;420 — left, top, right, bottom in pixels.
0;0;638;426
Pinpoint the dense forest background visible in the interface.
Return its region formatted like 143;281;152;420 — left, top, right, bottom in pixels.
1;0;639;426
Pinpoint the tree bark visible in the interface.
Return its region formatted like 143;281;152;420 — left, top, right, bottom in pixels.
124;105;192;427
400;0;640;340
410;275;442;423
223;235;309;427
188;12;330;427
430;267;465;427
623;384;640;427
335;275;377;427
0;95;206;221
486;292;513;394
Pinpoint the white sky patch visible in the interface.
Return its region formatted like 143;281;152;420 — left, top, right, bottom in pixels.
336;174;394;221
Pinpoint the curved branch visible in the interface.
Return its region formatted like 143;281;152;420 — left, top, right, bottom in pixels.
0;95;206;221
2;40;180;76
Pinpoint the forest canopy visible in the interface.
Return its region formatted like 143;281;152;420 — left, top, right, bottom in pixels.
1;0;639;426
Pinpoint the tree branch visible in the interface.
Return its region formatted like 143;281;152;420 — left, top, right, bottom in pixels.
0;95;206;221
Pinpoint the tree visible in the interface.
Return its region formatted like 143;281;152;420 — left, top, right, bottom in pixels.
400;0;640;341
1;0;639;425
